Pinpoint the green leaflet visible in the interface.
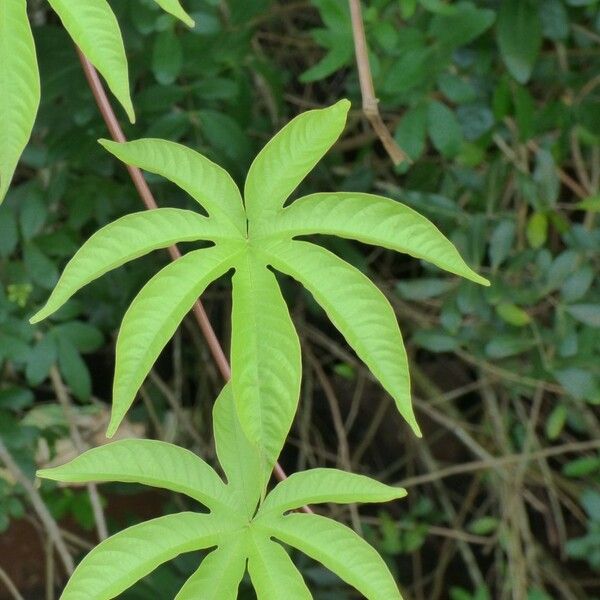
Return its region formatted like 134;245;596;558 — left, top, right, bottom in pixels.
152;0;195;27
110;244;239;436
213;384;264;518
231;252;302;468
266;239;420;436
261;513;402;600
248;535;312;600
266;192;489;286
37;439;233;514
245;99;350;224
30;209;222;323
38;382;406;599
61;512;230;600
99;139;246;235
0;0;40;203
257;468;406;516
47;0;134;123
176;539;248;600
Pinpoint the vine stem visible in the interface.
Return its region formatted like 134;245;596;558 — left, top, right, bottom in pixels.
75;49;308;509
348;0;409;165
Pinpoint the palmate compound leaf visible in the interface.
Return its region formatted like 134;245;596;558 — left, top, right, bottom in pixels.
0;0;40;203
38;385;406;599
29;100;488;445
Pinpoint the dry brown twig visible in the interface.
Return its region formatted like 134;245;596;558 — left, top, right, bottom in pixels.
49;366;108;542
0;438;74;575
0;566;25;600
348;0;409;166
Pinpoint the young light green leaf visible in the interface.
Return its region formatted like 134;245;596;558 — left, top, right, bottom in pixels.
258;468;406;516
47;0;134;122
248;535;312;600
0;0;40;202
496;0;542;84
110;245;239;437
231;253;302;470
30;209;221;324
267;240;420;436
37;439;233;513
213;384;264;518
176;539;248;600
264;513;402;600
99;139;246;235
153;0;195;27
269;192;489;285
245;100;350;224
59;512;229;600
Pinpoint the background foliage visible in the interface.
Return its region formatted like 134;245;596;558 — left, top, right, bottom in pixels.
1;0;600;598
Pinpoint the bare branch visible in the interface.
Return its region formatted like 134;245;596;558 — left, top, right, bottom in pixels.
348;0;409;165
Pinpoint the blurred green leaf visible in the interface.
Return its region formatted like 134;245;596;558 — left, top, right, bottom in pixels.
496;0;542;83
26;335;57;386
526;212;548;249
57;337;91;401
152;29;183;85
396;278;455;301
566;304;600;328
429;3;495;49
427;101;462;157
485;335;535;359
395;104;428;161
495;303;531;327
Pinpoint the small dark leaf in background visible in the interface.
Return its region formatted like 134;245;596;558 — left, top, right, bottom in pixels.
541;0;570;40
152;29;183;85
0;207;18;257
57;337;92;401
427;100;462;157
395;103;428;161
428;3;495;49
54;321;104;353
496;0;542;83
26;335;57;386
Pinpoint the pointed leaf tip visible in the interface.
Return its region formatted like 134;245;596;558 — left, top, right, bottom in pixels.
334;98;351;114
29;312;43;325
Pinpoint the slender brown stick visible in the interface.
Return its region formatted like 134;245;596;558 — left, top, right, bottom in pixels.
75;50;307;508
49;366;108;541
0;438;74;575
397;438;600;488
348;0;409;165
0;566;25;600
